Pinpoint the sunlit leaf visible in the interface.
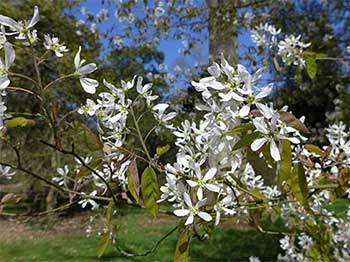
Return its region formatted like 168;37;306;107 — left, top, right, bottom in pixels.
291;162;309;207
174;229;190;262
232;132;261;151
127;159;140;203
305;144;323;156
305;54;317;79
141;167;160;216
226;123;255;136
97;231;110;258
4;117;35;128
106;201;113;226
279;139;292;188
156;144;171;156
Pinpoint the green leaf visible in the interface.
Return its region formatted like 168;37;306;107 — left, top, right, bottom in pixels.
141;167;160;216
305;55;317;79
97;231;110;258
279;111;310;134
174;229;190;262
75;159;103;180
305;144;323;156
1;193;20;205
225;123;255;136
106;202;113;226
279;139;292;188
72;121;103;152
156;144;171;156
127;160;140;203
232;132;261;151
291;162;309;207
4;117;35;128
272;56;282;73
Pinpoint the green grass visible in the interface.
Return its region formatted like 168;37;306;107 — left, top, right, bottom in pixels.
0;206;281;262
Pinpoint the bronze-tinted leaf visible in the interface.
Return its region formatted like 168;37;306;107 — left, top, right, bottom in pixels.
279;111;309;134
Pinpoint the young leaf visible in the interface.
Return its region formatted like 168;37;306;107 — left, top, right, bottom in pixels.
232;132;261;151
305;55;317;79
1;193;20;205
4;117;36;128
127;159;140;202
156;144;171;156
174;229;190;262
75;159;102;180
291;162;309;207
72;121;103;152
141;167;160;216
305;144;323;156
279;139;292;188
106;201;113;226
98;231;110;258
225;123;255;136
279;111;310;134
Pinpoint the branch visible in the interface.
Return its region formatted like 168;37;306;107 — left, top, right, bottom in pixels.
40;140;119;206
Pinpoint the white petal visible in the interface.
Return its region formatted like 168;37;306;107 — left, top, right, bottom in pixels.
256;103;273;119
74;46;82;70
4;43;15;70
253;117;269;133
184;214;194;225
183;192;192;207
153;103;168;112
197;187;203;200
286;137;300;144
186;180;198;187
198;212;212;222
0;15;21;30
256;84;273;99
270;140;281;161
78;63;97;75
80;77;98;94
203;167;217;181
251;137;268;151
174;209;190;217
205;184;220;193
239;104;250;118
0;75;10;90
28;6;40;28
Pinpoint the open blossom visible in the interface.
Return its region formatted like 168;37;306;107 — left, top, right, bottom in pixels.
174;192;212;225
0;42;15;90
0;164;16;180
44;34;68;57
74;46;99;94
187;166;220;200
278;34;311;67
53;165;69;186
0;6;39;40
78;190;99;210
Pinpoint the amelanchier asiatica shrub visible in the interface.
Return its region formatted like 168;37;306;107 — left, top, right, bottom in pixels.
1;6;350;262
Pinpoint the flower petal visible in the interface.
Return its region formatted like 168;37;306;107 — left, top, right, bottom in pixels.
185;214;194;225
270;140;281;161
251;137;268;151
4;42;15;70
205;184;220;193
0;75;10;90
203;167;217;181
183;192;192;207
239;104;250;118
80;77;98;94
74;46;82;70
174;209;190;217
78;63;97;75
198;212;212;222
186;180;198;187
28;6;40;28
0;15;21;30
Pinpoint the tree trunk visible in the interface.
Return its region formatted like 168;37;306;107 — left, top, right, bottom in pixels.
207;0;239;65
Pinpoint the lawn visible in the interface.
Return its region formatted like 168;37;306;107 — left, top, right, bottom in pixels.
0;206;281;262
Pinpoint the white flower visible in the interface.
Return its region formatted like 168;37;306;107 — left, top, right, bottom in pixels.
43;34;68;57
53;165;69;186
187;166;220;200
136;76;158;106
0;6;39;40
74;46;99;94
78;190;99;210
278;34;311;67
0;42;15;90
173;192;212;225
78;98;100;116
0;164;16;180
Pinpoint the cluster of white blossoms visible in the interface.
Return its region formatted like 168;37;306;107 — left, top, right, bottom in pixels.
251;23;311;67
2;6;350;261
